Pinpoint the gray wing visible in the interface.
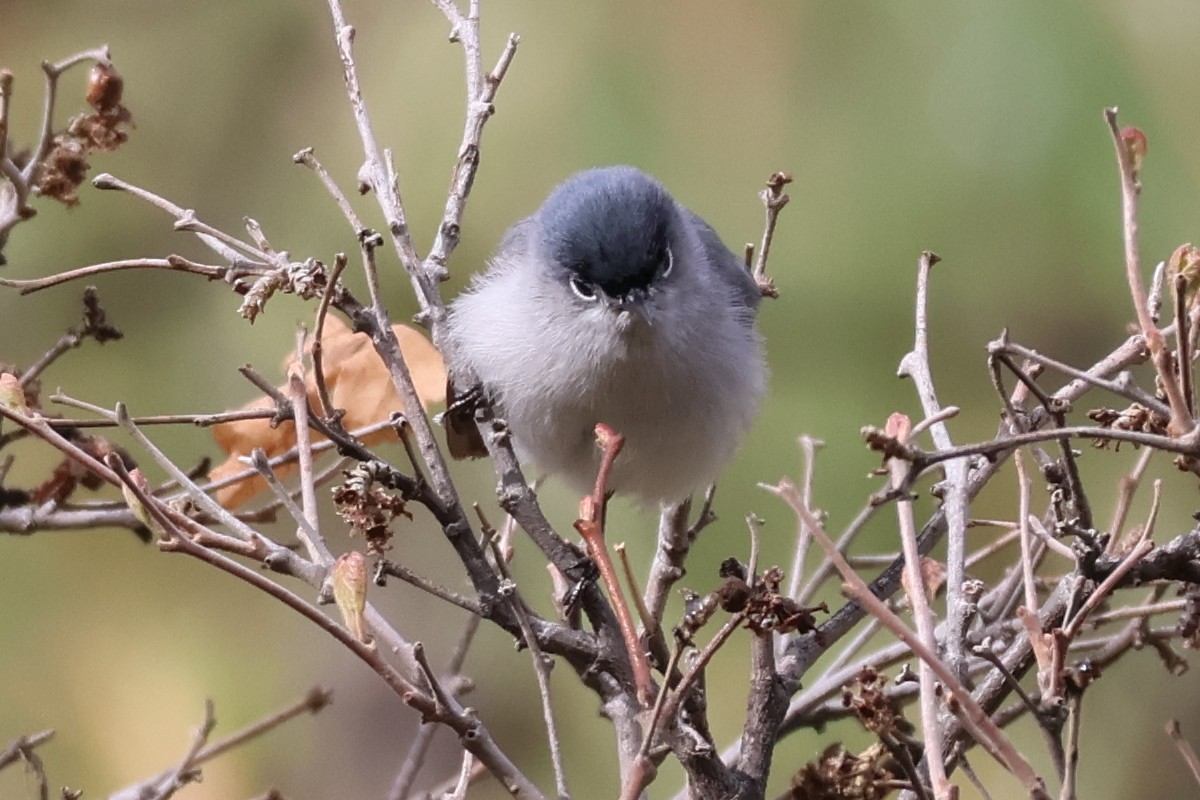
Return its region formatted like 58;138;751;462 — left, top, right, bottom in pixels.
683;208;761;315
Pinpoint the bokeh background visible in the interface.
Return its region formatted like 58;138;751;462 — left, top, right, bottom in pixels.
3;1;1200;798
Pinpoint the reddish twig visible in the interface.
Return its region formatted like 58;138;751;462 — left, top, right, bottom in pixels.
574;424;655;707
1103;108;1192;435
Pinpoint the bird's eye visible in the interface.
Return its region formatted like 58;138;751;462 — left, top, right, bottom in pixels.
569;275;598;301
660;245;674;279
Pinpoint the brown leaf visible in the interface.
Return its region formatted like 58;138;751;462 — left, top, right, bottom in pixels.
320;317;445;428
899;556;945;600
209;318;446;508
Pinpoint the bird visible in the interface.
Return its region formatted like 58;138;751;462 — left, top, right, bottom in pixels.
442;165;766;507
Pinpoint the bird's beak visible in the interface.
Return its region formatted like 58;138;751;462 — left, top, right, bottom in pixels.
609;291;652;327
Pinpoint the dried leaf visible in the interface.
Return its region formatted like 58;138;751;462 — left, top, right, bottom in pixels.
209;317;446;508
331;463;411;554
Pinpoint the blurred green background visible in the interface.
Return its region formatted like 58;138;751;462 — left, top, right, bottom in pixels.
3;1;1200;798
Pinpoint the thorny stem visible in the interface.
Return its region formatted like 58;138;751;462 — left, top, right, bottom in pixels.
990;348;1094;533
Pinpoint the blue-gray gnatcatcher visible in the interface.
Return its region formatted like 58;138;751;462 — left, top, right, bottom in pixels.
443;166;766;506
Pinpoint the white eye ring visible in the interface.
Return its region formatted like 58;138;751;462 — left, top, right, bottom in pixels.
570;275;598;301
660;245;674;279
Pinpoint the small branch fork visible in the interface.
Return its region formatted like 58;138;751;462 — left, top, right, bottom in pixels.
745;171;791;298
0;46;115;254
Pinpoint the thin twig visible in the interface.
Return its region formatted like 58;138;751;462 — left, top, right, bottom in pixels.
1086;598;1185;626
1107;446;1155;553
287;333;333;566
910;424;1200;473
644;497;695;628
374;560;482;615
487;537;571;800
26;47;112;178
575;426;655;706
1058;687;1082;800
651;612;748;760
1060;539;1154;640
1175;273;1194;416
293;148;367;233
111;689;332;800
387;616;480;800
897;249;971;690
1104;108;1192;435
92;173;264;265
148;699;216;800
886;415;949;799
0;729;54;771
767;479;1050;799
1015;450;1038;615
1166;720;1200;789
311;253;349;420
750;171;791;298
784;435;823;607
614;542;654;633
991;339;1170;420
